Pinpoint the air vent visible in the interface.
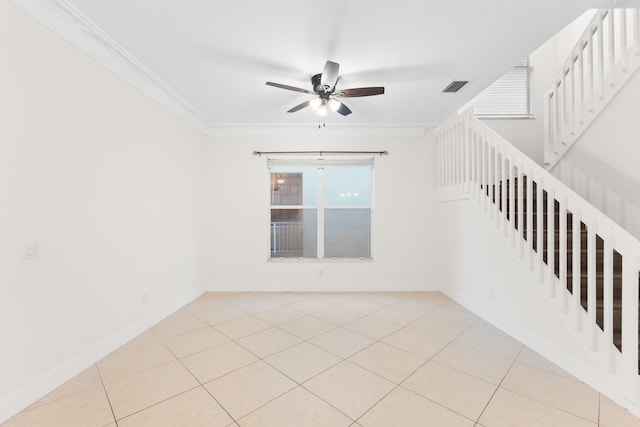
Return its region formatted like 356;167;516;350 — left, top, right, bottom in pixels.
442;81;468;93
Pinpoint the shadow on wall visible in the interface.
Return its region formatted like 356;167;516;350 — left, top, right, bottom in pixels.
553;146;640;240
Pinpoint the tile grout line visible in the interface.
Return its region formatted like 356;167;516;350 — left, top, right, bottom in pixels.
352;314;480;424
229;295;432;424
473;344;525;424
497;360;602;424
95;363;119;426
156;335;239;425
598;392;601;427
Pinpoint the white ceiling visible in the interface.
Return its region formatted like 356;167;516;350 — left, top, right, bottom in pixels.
16;0;614;135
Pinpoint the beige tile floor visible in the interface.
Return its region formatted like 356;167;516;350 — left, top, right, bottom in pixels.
3;291;640;427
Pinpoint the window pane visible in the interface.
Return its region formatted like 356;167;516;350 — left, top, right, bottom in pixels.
271;167;317;206
324;167;372;206
324;209;371;258
270;209;317;257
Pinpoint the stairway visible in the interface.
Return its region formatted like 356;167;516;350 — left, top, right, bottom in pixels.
438;77;640;417
485;176;639;362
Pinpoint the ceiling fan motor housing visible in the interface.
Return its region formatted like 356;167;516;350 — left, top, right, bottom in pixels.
311;73;331;97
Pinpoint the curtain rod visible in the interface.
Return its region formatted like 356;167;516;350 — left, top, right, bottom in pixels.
253;150;388;156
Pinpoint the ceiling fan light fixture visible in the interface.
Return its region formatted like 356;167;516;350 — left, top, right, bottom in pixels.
328;98;341;112
309;98;322;111
317;103;328;116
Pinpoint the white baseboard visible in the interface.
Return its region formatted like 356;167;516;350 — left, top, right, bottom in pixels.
444;288;640;418
204;281;442;292
0;286;204;424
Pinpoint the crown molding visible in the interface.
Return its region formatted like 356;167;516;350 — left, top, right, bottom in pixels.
206;123;433;137
8;0;212;133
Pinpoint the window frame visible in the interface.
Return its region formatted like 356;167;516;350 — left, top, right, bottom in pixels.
267;157;374;261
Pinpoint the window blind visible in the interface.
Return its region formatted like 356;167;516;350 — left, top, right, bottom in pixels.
461;57;533;118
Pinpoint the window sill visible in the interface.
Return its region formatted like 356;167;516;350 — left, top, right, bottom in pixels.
268;257;374;263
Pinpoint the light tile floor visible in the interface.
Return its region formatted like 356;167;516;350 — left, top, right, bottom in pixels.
3;291;640;427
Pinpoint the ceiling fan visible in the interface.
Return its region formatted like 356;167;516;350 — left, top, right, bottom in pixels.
266;60;384;116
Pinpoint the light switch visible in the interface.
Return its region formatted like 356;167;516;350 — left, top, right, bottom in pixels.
23;242;40;260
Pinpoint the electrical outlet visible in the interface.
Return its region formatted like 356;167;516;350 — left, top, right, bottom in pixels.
489;288;496;300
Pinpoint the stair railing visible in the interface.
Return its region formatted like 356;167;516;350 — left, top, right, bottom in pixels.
544;8;640;170
438;108;640;405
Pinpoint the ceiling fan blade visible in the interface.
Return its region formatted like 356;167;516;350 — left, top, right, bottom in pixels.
335;101;352;116
320;61;340;91
287;100;311;113
338;87;385;97
266;82;313;94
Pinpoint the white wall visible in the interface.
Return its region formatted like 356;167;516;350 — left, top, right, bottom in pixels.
553;67;640;240
0;2;207;422
204;132;440;291
483;10;596;165
436;197;638;414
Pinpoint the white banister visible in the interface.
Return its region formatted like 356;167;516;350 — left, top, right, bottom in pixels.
545;9;640;170
436;109;640;409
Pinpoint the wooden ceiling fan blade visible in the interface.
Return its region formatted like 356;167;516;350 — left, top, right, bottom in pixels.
320;61;340;91
335;101;352;116
338;87;385;97
287;100;311;113
266;82;313;94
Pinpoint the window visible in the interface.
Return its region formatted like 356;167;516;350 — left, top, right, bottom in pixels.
269;157;373;259
461;56;533;118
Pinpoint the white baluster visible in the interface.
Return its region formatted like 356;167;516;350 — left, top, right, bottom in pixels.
543;91;553;167
559;197;568;313
635;9;640;57
621;253;640;401
573;208;583;331
465;122;471;195
587;221;598;351
569;57;576;136
537;178;545;284
501;151;507;235
597;18;605;100
482;136;488;212
493;144;500;225
588;31;595;113
603;232;615;372
526;170;534;270
518;162;525;258
547;187;556;296
577;49;585;125
608;9;616;88
507;159;514;246
620;9;628;72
